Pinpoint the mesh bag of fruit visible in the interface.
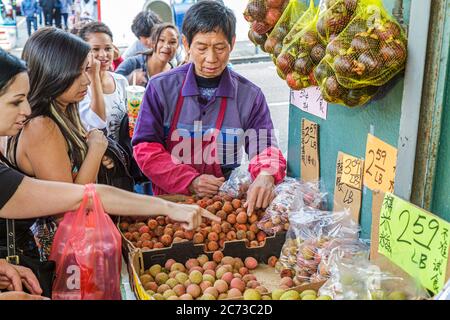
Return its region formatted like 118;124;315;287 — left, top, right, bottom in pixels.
244;0;290;35
325;0;408;89
258;178;328;235
277;9;327;90
318;256;430;300
264;0;307;59
314;57;380;107
316;0;359;44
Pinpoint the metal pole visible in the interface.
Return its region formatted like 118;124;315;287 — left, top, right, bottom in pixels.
394;0;432;200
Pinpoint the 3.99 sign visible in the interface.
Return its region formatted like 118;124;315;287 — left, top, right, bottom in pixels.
378;193;450;294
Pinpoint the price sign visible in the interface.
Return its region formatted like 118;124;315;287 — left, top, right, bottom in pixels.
364;134;397;193
291;86;328;120
341;154;364;190
301;119;320;182
334;152;362;223
378;193;450;294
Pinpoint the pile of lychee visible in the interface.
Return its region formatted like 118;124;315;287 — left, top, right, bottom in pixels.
120;195;271;252
139;253;275;300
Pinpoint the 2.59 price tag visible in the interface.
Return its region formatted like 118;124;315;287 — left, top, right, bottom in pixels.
378;193;450;294
364;134;397;193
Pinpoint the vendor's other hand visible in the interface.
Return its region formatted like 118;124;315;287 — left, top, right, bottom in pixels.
102;155;115;170
168;203;221;230
189;175;225;198
244;172;275;216
0;291;49;300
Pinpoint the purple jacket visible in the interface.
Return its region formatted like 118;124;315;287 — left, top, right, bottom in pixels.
132;63;286;194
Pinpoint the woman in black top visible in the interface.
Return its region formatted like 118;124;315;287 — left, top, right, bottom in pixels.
0;48;219;300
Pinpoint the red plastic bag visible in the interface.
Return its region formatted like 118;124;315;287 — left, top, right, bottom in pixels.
49;184;122;300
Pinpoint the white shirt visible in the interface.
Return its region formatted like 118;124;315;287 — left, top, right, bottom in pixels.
79;72;128;142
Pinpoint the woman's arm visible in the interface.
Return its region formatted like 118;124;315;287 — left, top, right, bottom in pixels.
86;54;106;121
0;178;219;230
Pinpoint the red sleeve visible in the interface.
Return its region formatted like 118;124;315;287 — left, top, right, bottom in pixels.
133;142;201;195
112;56;124;71
248;146;286;185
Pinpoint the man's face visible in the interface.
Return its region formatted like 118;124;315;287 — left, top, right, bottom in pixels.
183;30;235;78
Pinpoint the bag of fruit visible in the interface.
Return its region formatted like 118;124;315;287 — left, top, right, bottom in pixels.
264;0;307;59
316;0;359;44
318;255;430;300
258;178;327;235
244;0;290;35
325;0;408;89
314;57;380;107
277;7;327;90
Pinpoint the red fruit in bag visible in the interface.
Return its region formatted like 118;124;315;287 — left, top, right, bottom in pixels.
267;0;285;8
252;21;272;35
286;72;303;90
264;8;282;27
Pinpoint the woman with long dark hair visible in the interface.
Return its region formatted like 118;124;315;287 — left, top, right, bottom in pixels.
8;27;113;261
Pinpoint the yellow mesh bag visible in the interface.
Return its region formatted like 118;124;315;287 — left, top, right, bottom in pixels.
264;0;307;58
314;58;379;107
245;0;290;36
276;3;325;90
325;0;408;89
316;0;359;44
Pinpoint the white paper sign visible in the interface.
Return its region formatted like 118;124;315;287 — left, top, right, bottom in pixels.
291;86;328;120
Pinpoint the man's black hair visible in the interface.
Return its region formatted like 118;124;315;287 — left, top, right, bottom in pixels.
182;0;236;46
131;11;163;39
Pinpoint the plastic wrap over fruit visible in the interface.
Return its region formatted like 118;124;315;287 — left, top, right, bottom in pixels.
319;256;430;300
264;0;307;60
324;0;408;89
219;164;253;199
317;0;359;44
277;3;325;90
314;58;380;107
257;178;328;236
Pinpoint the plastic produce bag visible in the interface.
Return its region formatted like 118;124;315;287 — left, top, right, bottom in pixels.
314;57;380;107
316;0;359;44
219;164;253;199
319;256;430;300
277;6;326;90
258;178;327;235
50;184;122;300
277;207;359;280
264;0;307;59
324;0;408;89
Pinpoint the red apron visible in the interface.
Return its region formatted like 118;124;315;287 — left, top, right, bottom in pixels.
163;83;227;190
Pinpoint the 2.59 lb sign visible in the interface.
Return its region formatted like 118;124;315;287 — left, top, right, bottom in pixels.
378;193;450;294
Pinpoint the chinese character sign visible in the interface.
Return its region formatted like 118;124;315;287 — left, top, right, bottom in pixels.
301;119;320;182
378;193;450;294
291;87;328;120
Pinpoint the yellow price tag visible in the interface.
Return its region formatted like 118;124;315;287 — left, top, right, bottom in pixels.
378;193;450;294
364;134;397;193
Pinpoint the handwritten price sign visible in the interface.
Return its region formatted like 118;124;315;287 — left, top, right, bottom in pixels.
378;193;450;294
341;154;364;190
364;134;397;193
301;119;320;182
291;86;328;120
334;152;362;222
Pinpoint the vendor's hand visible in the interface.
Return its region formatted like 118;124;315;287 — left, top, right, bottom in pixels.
102;155;115;170
244;172;275;216
0;291;49;300
0;259;22;292
189;175;225;198
86;129;108;155
167;203;221;230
